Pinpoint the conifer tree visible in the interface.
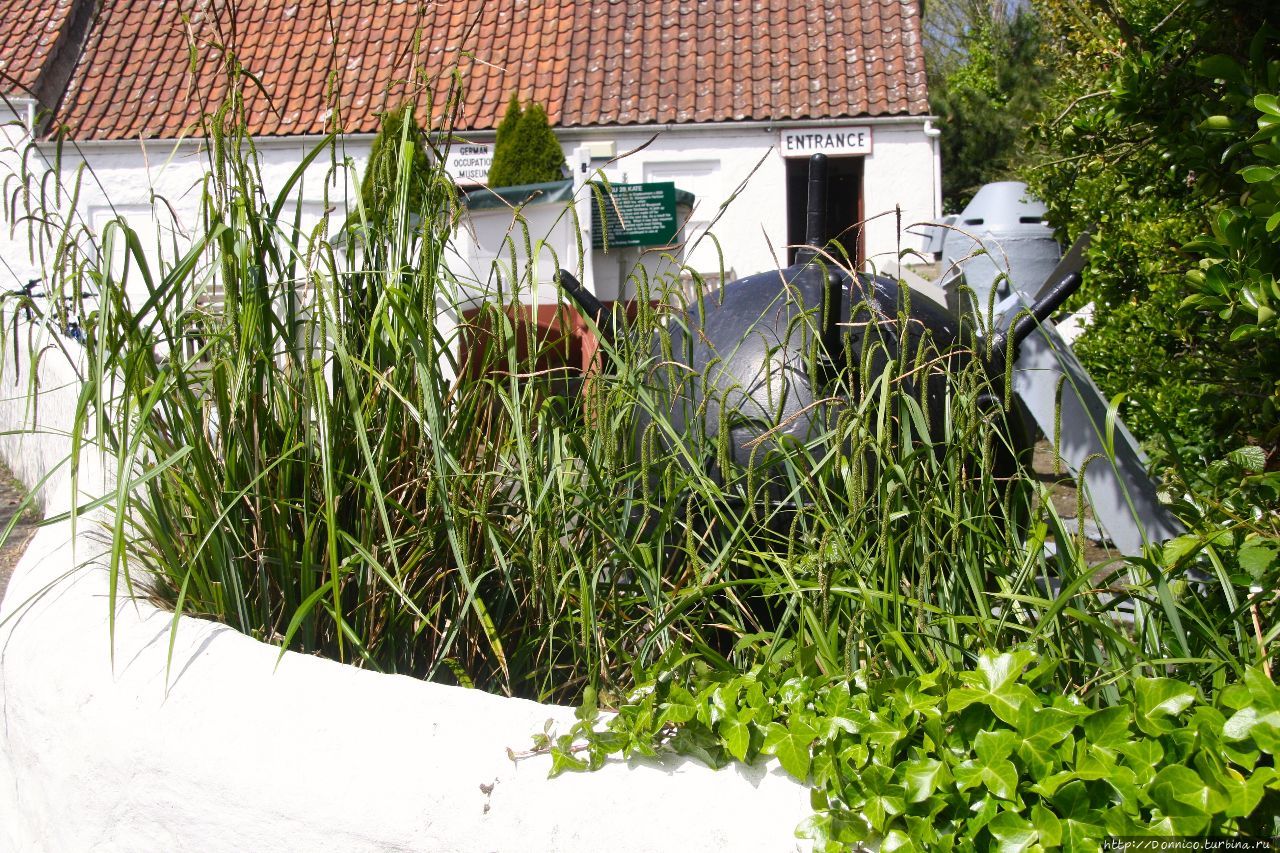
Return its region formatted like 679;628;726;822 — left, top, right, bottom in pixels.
356;104;433;229
493;93;521;150
487;98;565;187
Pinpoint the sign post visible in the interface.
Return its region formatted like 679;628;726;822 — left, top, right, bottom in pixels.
779;126;873;158
444;141;494;186
591;182;678;249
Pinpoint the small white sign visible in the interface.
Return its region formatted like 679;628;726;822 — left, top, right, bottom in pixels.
444;142;494;186
779;127;873;157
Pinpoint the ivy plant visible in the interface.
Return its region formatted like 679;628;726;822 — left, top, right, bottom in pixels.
538;650;1280;851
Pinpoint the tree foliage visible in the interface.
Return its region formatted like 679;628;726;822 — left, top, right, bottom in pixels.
487;97;566;187
1025;0;1279;467
355;103;434;230
927;2;1052;209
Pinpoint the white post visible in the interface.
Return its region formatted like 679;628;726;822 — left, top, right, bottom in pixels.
572;144;595;295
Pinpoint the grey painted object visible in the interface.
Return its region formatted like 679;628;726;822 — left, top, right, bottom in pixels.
960;213;1187;556
1000;295;1185;555
941;182;1061;321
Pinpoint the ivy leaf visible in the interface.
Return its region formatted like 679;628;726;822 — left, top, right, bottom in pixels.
796;810;871;850
864;790;908;834
1148;765;1220;826
829;739;863;776
987;810;1038;853
763;716;817;780
1022;703;1080;744
1030;802;1063;847
1017;704;1079;776
856;764;908;833
549;747;589;776
905;814;953;849
1222;706;1280;753
1106;764;1144;810
894;682;943;719
1245;667;1280;713
975;729;1019;763
1052;781;1106;850
1083;705;1133;747
947;651;1038;725
1103;807;1151;836
864;711;910;753
1028;769;1078;798
1233;765;1278;817
777;676;813;709
659;684;699;725
902;757;947;804
670;723;731;770
967;795;1001;835
953;756;1019;801
819;687;866;738
1074;742;1117;781
719;715;753;762
881;829;919;852
1133;678;1196;736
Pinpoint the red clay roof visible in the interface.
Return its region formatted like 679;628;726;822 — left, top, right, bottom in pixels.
47;0;928;140
0;0;78;96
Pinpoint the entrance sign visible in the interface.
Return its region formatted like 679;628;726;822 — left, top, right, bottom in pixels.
779;127;873;157
444;142;494;186
591;182;678;248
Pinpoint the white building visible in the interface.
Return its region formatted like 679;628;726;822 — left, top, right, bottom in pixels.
1;0;939;332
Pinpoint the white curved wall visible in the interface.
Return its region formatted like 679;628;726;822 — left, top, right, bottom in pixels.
0;341;812;852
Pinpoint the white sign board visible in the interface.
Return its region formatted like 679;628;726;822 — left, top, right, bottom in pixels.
779;127;873;157
444;142;494;186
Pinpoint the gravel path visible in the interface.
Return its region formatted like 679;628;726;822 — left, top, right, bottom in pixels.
0;463;39;602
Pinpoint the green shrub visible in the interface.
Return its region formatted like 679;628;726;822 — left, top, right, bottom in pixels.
549;650;1280;849
355;103;434;231
1026;0;1279;467
486;97;565;187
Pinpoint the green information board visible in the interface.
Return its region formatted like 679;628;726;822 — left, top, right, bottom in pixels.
591;182;678;249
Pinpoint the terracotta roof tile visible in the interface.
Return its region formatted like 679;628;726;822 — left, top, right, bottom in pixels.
0;0;81;98
39;0;927;140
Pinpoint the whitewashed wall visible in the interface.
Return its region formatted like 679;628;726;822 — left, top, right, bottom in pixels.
0;134;371;302
558;118;940;283
0;316;812;853
1;118;938;310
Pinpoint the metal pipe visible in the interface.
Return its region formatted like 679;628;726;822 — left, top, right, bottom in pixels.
797;153;828;267
985;270;1083;377
553;269;613;344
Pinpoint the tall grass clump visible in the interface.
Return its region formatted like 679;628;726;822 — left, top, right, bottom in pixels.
1;73;1270;708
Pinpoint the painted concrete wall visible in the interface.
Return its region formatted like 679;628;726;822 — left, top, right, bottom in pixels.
0;332;813;853
0;119;939;310
554;119;940;287
0;133;371;309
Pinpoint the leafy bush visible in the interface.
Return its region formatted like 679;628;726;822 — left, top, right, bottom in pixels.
548;650;1280;849
1026;0;1279;466
486;96;565;187
928;6;1051;210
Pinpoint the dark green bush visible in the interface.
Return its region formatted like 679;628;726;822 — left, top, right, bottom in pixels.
1027;0;1279;467
486;97;565;187
550;649;1280;849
